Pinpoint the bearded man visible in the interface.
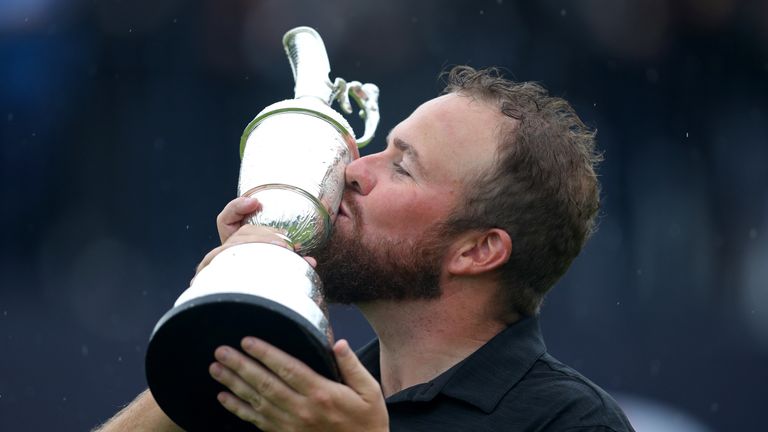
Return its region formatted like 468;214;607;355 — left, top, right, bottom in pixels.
95;66;634;432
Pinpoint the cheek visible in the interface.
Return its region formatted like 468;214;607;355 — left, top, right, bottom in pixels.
371;194;451;236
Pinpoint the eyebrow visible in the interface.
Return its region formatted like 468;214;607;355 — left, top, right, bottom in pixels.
386;131;426;174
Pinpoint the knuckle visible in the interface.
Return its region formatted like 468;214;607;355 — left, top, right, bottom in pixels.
308;389;332;408
276;362;296;382
245;391;262;409
295;407;315;424
257;375;274;395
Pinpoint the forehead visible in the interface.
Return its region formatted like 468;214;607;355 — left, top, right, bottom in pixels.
392;93;506;184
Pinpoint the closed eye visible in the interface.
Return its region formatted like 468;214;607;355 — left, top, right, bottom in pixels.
393;162;411;177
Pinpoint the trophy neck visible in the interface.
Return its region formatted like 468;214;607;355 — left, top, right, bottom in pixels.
284;27;335;104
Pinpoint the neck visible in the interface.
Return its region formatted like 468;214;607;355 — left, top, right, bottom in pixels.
358;281;514;398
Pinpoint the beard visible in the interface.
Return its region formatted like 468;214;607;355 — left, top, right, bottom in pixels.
313;202;451;305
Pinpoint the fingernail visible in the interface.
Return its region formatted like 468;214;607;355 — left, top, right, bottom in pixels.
216;347;229;361
210;362;222;377
242;337;255;349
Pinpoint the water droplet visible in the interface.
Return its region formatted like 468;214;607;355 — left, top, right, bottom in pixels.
685;132;689;138
479;9;484;15
129;28;133;33
62;396;67;402
593;102;597;107
616;301;621;306
185;225;190;230
173;18;178;24
117;356;123;362
560;9;567;17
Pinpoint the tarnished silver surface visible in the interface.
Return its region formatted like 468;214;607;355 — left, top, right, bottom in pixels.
174;243;328;335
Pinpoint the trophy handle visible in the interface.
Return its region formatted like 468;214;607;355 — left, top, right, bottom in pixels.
283;26;380;149
336;81;380;148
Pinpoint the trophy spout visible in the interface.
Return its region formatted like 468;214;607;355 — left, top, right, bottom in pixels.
283;27;336;104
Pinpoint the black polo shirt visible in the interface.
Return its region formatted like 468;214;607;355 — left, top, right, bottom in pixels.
357;317;635;432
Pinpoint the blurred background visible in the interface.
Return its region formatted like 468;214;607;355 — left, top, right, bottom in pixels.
1;0;767;430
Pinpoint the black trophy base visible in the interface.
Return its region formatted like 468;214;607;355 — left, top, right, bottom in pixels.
146;292;338;432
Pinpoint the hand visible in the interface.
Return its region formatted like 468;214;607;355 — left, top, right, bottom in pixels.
216;196;262;244
209;337;389;432
196;197;316;275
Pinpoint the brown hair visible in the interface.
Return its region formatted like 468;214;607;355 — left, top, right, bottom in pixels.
442;66;602;317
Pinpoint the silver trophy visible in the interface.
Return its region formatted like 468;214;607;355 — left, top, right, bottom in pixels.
145;26;380;431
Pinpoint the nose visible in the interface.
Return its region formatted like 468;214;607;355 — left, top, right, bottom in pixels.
345;155;376;195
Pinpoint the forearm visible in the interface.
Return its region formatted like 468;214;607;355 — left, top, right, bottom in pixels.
93;389;183;432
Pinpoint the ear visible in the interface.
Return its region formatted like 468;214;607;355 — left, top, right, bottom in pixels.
446;228;512;276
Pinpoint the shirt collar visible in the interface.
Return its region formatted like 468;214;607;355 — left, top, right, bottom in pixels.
357;316;547;413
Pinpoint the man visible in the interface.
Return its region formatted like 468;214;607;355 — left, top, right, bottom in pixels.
95;66;634;431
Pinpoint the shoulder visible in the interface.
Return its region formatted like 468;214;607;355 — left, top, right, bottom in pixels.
498;353;634;432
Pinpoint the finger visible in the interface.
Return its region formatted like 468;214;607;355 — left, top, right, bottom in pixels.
218;196;262;226
241;337;321;395
216;391;273;431
217;196;262;243
213;370;294;430
333;339;380;397
209;361;267;410
304;256;317;268
214;346;300;410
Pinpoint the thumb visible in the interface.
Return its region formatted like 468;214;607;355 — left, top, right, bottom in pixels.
333;339;379;396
